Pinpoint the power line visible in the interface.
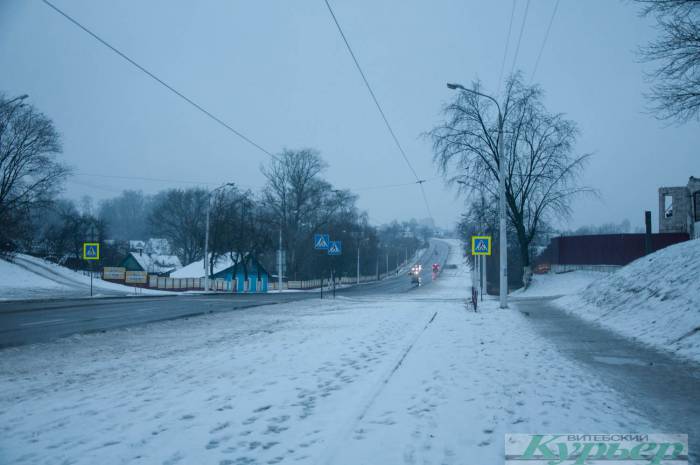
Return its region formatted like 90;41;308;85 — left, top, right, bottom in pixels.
75;172;439;193
497;0;517;94
508;0;531;78
352;177;440;192
41;0;278;161
322;0;434;221
530;0;560;82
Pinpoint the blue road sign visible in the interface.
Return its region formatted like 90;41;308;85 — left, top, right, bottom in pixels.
314;234;330;250
83;242;100;260
471;236;492;256
328;241;342;256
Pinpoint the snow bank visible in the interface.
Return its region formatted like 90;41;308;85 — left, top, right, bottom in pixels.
558;239;700;363
513;270;606;298
0;254;172;300
0;257;71;300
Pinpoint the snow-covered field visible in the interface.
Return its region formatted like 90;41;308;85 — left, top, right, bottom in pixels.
557;239;700;364
0;254;172;300
0;240;655;465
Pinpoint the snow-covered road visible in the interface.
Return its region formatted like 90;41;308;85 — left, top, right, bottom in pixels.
0;240;659;465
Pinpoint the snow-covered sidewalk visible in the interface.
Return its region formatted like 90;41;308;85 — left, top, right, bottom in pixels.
556;240;700;364
0;240;654;465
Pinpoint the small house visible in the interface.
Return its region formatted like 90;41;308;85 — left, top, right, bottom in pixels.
121;251;182;276
171;253;269;293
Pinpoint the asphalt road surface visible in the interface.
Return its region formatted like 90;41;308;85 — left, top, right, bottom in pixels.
0;240;450;348
515;297;700;463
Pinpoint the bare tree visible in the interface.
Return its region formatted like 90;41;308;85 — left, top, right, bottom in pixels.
98;190;152;240
0;94;70;252
205;185;273;279
431;74;591;286
261;149;353;279
149;188;207;265
636;0;700;122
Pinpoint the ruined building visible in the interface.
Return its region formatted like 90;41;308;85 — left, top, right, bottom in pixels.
659;176;700;239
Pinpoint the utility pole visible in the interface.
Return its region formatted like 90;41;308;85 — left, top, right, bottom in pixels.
89;225;95;297
278;229;283;292
204;201;210;292
356;242;360;285
481;255;486;301
447;82;508;308
497;110;507;308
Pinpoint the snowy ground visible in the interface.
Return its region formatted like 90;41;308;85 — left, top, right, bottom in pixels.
556;239;700;364
0;256;68;300
0;254;172;300
512;270;606;298
0;240;656;465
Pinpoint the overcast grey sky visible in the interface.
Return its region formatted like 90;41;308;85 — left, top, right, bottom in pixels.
1;0;698;230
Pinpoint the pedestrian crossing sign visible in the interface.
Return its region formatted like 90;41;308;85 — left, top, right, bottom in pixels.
471;236;491;256
328;241;342;256
314;234;330;250
83;242;100;260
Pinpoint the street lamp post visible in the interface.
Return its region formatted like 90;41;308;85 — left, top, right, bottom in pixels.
447;82;508;309
204;182;235;293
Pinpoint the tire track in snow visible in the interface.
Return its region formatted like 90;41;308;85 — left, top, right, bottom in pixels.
315;310;439;465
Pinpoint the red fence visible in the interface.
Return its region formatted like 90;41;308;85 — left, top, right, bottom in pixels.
535;233;689;267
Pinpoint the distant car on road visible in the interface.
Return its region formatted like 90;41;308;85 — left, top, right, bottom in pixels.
431;263;440;280
409;264;422;286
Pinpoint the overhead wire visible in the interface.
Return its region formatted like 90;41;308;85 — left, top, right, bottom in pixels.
74;172;440;194
530;0;560;82
322;0;435;222
508;0;531;79
41;0;278;161
497;0;517;94
42;0;437;223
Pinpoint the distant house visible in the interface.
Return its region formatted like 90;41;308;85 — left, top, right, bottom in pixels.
171;253;269;293
144;238;172;255
659;176;700;239
129;240;146;252
121;251;182;276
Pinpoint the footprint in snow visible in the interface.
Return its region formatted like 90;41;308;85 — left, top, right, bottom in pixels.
210;421;230;433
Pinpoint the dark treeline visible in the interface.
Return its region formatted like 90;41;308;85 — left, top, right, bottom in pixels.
0;94;432;279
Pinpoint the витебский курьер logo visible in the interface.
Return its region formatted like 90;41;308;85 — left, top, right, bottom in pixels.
505;434;688;465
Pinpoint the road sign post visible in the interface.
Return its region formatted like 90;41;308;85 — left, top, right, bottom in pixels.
83;242;100;297
314;234;332;299
327;241;341;299
471;236;491;301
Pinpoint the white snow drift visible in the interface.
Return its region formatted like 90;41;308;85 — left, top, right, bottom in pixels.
513;269;605;298
0;254;171;300
558;239;700;363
